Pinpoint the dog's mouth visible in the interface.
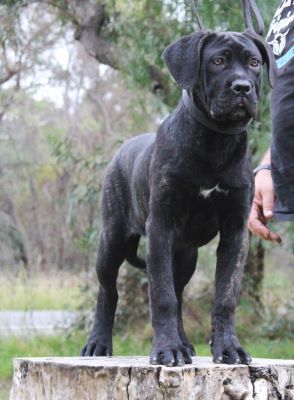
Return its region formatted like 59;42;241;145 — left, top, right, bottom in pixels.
230;103;252;121
211;98;255;123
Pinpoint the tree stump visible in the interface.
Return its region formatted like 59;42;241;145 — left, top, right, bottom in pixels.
10;356;294;400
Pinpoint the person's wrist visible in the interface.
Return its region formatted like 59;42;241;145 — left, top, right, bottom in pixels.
253;163;271;176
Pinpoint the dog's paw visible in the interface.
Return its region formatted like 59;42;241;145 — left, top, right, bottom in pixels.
150;341;192;366
182;341;196;357
81;341;112;357
210;334;252;365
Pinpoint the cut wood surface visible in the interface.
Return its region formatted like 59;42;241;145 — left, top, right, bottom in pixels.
10;356;294;400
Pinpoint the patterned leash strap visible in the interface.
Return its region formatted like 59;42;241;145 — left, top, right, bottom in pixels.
241;0;265;36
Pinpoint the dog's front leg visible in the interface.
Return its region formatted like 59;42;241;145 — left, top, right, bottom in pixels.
211;216;252;365
146;214;190;366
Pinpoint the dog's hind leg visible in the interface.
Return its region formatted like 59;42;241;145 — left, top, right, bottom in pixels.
81;226;126;357
173;247;198;362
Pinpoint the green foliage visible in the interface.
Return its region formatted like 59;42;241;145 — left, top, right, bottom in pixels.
262;300;294;340
99;0;277;109
47;134;76;164
0;0;21;6
101;0;189;106
47;130;105;253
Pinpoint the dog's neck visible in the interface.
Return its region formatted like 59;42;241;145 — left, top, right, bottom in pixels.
182;90;252;136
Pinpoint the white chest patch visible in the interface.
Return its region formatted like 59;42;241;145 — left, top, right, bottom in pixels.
199;184;229;199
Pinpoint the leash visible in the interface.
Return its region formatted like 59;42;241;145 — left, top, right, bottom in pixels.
190;0;264;36
241;0;265;36
182;90;252;135
189;0;204;31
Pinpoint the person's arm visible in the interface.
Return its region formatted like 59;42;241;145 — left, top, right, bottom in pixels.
248;149;282;243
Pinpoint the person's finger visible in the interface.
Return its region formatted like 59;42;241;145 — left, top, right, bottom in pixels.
261;188;275;221
248;201;262;232
248;202;282;243
252;218;281;243
249;214;269;238
267;230;282;243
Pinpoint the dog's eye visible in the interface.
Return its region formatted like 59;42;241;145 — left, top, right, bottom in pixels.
212;57;224;66
249;58;260;68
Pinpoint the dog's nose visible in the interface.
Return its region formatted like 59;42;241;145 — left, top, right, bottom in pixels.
231;79;252;95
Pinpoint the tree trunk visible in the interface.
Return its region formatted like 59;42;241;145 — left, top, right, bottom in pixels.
10;356;294;400
29;177;49;271
0;191;31;269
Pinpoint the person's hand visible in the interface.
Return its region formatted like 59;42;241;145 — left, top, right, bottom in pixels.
248;169;282;243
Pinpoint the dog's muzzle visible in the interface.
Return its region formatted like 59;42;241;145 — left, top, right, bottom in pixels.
182;90;253;135
210;78;257;124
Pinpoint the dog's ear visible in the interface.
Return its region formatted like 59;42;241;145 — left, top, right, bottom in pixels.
163;31;211;89
244;29;277;88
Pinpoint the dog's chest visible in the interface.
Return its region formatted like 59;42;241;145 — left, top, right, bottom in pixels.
172;181;229;246
199;183;228;199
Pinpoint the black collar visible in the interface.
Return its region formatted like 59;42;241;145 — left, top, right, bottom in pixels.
182;89;252;135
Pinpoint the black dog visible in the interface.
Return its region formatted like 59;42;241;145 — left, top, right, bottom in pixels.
81;29;276;366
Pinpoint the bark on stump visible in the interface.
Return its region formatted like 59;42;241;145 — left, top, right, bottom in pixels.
10;356;294;400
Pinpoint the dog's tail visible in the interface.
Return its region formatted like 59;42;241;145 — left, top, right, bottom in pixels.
126;235;146;271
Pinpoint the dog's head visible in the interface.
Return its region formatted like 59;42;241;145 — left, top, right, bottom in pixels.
164;30;277;126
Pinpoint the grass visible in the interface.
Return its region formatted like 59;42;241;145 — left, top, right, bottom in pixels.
1;334;293;380
0;333;86;380
0;271;82;311
1;334;293;399
0;260;292;399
